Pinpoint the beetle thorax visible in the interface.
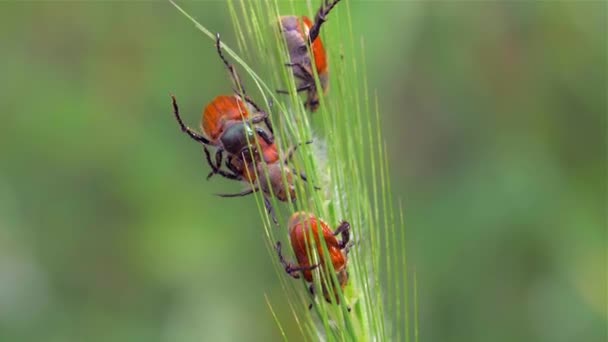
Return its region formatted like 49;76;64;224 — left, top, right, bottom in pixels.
220;123;255;156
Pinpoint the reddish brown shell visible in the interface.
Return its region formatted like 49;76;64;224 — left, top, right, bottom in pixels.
234;137;280;182
300;16;328;75
260;140;279;164
201;95;249;142
288;212;346;282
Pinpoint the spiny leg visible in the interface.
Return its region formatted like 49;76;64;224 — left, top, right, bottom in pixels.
264;196;278;225
291;168;321;190
204;146;219;179
343;241;355;256
285;62;314;81
333;221;351;249
308;285;316;310
243;96;274;135
278;63;314;94
284;141;321;189
254;127;274;145
284;140;313;164
170;94;211;144
308;0;343;43
276;84;313;94
216;187;258;198
205;148;225;180
204;147;240;181
216;33;247;96
275;242;318;278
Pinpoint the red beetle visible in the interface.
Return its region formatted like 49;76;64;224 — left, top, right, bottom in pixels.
171;34;274;179
278;0;342;111
276;212;352;309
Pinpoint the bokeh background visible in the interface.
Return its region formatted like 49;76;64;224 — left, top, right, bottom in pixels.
1;1;605;341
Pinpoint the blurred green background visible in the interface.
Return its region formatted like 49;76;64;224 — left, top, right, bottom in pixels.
0;1;605;341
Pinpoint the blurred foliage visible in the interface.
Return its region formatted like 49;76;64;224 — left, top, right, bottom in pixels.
0;1;605;342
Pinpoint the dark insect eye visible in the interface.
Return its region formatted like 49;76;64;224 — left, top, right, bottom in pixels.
298;45;308;54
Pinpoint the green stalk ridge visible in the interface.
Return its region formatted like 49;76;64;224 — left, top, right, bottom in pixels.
169;0;416;340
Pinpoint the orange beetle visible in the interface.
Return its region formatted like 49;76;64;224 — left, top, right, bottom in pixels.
276;212;352;309
278;0;342;111
171;34;274;179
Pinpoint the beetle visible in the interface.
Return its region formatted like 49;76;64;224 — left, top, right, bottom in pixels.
278;0;342;111
276;211;352;309
211;140;313;225
171;33;274;179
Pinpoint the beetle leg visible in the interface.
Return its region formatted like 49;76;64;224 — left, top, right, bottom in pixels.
291;168;322;190
251;111;273;137
276;83;312;94
308;0;342;43
242;95;274;134
204;147;220;180
305;94;320;112
205;148;225;180
225;156;240;175
216;187;258;198
264;196;278;225
170;94;211;145
210;168;241;181
206;154;241;181
285;62;313;78
275;242;319;278
264;114;274;135
296;169;308;182
284;140;313;164
243;95;262;112
207;161;243;180
214;149;224;172
264;99;274;134
308;285;316;310
286;262;319;275
203;148;241;181
277;62;314;94
216;33;247;96
254;127;274;146
333;221;351;250
343;241;355;256
275;242;300;278
250;111;268;124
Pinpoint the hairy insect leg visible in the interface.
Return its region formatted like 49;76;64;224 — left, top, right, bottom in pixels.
333;221;351;249
170;94;211;145
254;127;274;145
205;148;224;180
276;84;313;94
275;242;318;279
264;196;278;225
308;285;316;310
308;0;343;43
215;33;247;97
242;96;274;135
216;187;258;198
284;140;313;164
